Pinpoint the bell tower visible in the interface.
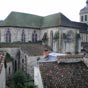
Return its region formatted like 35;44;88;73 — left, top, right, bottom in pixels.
80;0;88;24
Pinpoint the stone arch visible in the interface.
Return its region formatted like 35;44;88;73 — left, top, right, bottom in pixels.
6;28;11;43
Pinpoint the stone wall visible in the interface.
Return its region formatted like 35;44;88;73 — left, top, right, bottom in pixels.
0;27;40;42
20;49;43;78
27;56;42;78
0;63;6;88
41;27;80;53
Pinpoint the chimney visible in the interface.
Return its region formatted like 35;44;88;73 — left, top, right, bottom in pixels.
43;49;49;58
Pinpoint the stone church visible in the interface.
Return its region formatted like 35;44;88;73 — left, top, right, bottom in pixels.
0;0;88;53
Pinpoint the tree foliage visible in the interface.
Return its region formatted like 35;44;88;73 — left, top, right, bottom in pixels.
26;83;37;88
13;70;37;88
5;52;13;62
42;32;48;42
13;70;27;88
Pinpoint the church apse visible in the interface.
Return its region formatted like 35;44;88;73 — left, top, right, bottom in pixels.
61;30;75;54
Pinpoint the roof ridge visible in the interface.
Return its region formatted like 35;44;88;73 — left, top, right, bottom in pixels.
9;11;44;18
44;12;62;17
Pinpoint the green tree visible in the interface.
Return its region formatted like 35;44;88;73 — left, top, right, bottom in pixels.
13;70;27;88
26;84;36;88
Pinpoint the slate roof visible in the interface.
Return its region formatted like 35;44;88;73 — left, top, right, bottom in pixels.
0;11;87;31
0;21;3;25
42;12;70;28
80;7;88;14
0;11;43;28
39;61;88;88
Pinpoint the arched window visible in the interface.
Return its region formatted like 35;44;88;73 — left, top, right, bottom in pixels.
81;16;83;21
50;31;53;49
21;29;25;42
42;32;48;42
66;31;74;43
6;29;11;43
32;31;37;42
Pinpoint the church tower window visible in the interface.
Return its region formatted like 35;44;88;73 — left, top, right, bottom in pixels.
85;15;87;21
32;31;37;42
21;29;25;42
81;16;83;21
6;29;11;43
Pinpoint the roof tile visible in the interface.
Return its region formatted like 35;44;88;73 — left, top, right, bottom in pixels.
39;61;88;88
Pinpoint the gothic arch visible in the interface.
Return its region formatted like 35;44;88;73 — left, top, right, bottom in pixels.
21;29;26;42
66;30;74;43
50;31;53;49
32;30;37;42
67;30;74;36
6;29;11;43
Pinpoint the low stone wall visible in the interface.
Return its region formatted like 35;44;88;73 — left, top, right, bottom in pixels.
20;49;43;78
27;56;42;78
83;57;88;67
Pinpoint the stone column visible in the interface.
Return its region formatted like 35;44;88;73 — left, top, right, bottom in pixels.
58;30;62;53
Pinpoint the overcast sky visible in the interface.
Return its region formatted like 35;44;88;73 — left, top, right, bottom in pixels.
0;0;86;22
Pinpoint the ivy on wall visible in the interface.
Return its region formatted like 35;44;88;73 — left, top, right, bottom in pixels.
42;32;48;42
5;53;13;62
